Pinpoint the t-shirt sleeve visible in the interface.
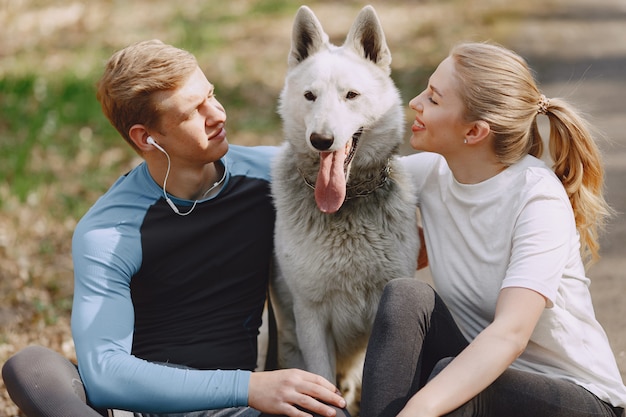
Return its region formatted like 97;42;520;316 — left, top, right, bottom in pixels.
502;181;574;307
398;152;443;198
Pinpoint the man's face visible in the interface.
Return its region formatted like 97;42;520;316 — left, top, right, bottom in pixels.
153;66;229;166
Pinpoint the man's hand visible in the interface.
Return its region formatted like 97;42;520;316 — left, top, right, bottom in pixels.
248;369;346;417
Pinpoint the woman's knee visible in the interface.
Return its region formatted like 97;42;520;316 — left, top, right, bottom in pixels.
379;278;436;320
427;357;455;382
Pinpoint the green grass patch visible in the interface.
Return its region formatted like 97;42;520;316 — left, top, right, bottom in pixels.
0;73;130;215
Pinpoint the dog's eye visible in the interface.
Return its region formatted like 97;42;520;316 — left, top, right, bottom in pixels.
304;91;316;101
346;91;359;100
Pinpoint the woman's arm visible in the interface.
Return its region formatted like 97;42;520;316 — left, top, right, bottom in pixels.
398;287;546;417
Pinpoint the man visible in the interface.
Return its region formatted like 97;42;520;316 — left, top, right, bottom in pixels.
2;40;345;417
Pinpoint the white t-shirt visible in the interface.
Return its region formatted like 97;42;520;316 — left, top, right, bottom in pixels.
400;151;626;408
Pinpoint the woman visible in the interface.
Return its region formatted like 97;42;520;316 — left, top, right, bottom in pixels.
360;42;626;417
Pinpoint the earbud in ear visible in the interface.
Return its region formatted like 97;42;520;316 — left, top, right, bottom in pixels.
147;136;166;153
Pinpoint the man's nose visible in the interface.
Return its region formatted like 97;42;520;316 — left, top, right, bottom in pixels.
203;100;226;123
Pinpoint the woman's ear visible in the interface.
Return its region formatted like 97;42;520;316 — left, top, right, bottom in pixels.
464;120;491;145
128;124;152;152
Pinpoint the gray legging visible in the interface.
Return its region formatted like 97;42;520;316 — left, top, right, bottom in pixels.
360;278;624;417
2;345;106;417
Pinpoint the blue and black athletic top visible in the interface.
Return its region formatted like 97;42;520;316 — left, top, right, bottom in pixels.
71;145;277;413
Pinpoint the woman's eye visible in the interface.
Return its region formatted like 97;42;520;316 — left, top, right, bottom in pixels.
428;96;438;105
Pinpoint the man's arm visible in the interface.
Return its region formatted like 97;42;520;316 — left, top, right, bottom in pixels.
71;222;250;413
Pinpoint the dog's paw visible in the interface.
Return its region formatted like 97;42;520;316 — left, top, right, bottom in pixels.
338;371;362;417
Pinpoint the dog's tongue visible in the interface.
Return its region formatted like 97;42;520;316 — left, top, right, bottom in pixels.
315;150;346;213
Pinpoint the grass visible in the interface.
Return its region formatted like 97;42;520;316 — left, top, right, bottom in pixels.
1;75;114;212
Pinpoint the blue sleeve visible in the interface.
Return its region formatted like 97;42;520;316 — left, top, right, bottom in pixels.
225;144;278;181
70;175;251;413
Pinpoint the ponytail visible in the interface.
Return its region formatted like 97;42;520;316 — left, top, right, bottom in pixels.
542;97;612;265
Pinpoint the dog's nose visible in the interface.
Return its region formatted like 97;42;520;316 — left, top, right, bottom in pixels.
310;133;334;151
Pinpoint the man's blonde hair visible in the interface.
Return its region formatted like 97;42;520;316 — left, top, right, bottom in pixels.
96;39;198;151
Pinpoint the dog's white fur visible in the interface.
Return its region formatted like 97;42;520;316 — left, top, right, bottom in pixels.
271;5;419;412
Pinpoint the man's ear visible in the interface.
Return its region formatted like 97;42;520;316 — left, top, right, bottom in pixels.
129;124;152;152
464;120;491;145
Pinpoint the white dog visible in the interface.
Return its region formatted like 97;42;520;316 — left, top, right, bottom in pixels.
270;5;420;413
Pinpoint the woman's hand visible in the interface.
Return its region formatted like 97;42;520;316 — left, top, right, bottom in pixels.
248;369;346;417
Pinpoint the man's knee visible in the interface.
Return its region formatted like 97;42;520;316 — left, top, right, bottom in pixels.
2;345;105;417
2;345;71;389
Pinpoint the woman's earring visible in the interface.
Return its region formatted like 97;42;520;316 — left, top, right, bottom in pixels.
463;139;468;144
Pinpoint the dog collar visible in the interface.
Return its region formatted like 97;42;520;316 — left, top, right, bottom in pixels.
299;159;392;201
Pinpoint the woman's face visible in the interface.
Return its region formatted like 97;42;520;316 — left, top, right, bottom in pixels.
408;56;472;157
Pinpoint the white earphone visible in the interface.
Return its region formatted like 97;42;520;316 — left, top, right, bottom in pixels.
147;136;194;216
147;136;165;152
146;136;225;216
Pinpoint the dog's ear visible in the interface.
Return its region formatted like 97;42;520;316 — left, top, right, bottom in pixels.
344;5;392;74
288;6;329;68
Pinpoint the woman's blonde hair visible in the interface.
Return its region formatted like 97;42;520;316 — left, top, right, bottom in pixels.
96;39;198;151
450;42;611;265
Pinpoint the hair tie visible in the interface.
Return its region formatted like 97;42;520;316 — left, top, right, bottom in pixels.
537;94;550;115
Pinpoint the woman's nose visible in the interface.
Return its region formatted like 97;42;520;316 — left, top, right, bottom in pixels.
409;95;422;112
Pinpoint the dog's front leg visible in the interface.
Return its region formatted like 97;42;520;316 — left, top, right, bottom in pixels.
293;302;336;383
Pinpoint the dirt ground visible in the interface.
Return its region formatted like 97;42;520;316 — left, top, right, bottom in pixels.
1;0;625;415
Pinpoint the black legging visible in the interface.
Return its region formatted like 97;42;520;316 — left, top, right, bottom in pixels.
360;278;623;417
2;345;106;417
